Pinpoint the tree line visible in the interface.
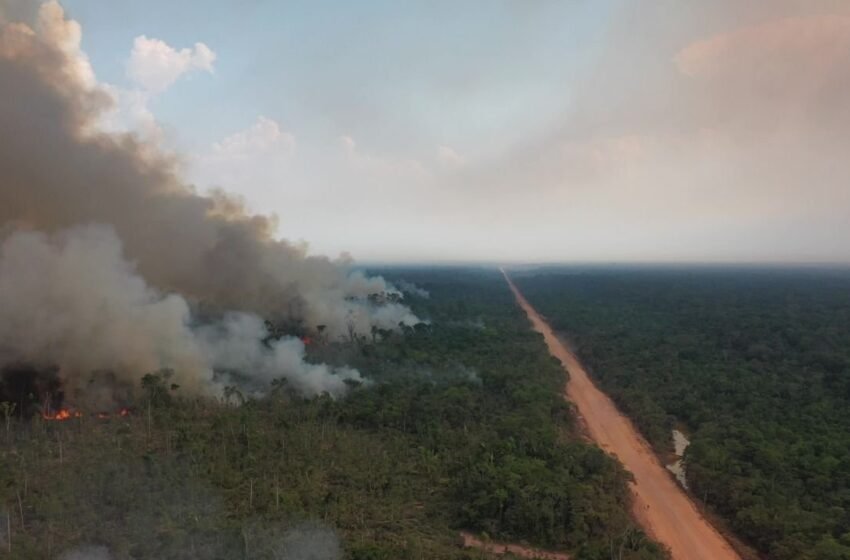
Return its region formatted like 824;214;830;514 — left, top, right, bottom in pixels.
0;267;666;559
514;266;850;560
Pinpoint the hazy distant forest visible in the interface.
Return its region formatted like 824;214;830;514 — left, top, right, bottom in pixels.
514;267;850;560
0;268;665;560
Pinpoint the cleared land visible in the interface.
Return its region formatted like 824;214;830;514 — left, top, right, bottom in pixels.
460;531;570;559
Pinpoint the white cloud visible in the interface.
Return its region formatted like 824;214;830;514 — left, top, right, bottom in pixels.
338;134;426;181
213;116;295;157
97;36;217;143
191;116;296;196
338;135;357;154
675;15;850;82
436;145;465;167
18;8;216;145
127;35;216;93
673;14;850;138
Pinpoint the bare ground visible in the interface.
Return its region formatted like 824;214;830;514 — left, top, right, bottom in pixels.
460;531;571;559
503;270;741;560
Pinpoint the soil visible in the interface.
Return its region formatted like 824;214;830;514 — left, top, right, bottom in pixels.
460;531;570;559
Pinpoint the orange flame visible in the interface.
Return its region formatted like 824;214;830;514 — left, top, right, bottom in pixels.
42;407;131;421
42;408;82;421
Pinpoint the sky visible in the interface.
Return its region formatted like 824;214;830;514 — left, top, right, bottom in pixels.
11;0;850;263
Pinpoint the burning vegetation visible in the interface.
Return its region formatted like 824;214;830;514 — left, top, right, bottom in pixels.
41;408;129;422
0;267;667;559
0;1;419;414
41;409;80;421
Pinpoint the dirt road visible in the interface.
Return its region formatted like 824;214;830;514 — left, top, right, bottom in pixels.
503;270;740;560
460;532;570;560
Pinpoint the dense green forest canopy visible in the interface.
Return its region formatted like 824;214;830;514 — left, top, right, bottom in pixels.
0;267;665;559
513;266;850;560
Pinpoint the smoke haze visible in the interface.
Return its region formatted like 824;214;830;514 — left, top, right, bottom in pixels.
167;0;850;264
0;1;417;404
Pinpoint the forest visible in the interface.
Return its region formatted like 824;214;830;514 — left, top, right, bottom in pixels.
513;266;850;560
0;267;665;560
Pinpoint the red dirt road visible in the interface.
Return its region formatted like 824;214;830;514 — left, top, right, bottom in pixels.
460;531;570;560
503;271;740;560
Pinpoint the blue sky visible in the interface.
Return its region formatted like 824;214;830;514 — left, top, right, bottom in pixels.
27;1;850;262
64;1;611;152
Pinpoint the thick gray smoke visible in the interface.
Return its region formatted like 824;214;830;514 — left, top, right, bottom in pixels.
394;280;430;299
195;310;363;398
0;2;417;337
0;2;416;403
0;226;364;406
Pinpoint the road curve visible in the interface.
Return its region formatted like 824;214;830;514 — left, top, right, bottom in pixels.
503;270;741;560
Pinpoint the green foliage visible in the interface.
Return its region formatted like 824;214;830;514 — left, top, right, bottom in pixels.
141;369;177;408
0;267;665;559
515;267;850;560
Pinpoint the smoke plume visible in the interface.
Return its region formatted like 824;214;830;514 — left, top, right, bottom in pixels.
0;2;416;404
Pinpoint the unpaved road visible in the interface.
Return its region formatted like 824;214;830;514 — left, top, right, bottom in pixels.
460;531;570;560
503;270;740;560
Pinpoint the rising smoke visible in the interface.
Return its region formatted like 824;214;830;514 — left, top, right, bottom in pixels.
0;1;417;406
